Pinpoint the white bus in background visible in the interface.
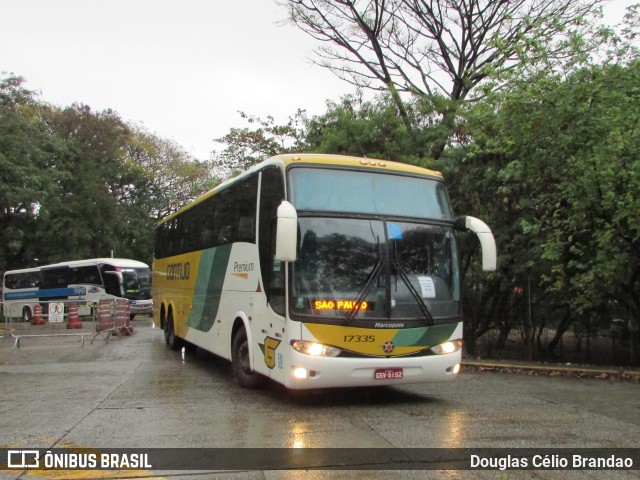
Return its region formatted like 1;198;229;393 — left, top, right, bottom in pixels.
3;258;152;321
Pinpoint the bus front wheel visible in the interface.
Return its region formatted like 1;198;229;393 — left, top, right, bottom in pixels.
164;312;182;351
231;328;264;389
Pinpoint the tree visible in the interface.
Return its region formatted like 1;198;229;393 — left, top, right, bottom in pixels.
35;104;136;261
211;91;458;172
211;110;307;177
284;0;603;158
0;75;65;269
128;129;218;223
429;5;640;361
0;73;222;270
455;57;640;362
304;92;418;160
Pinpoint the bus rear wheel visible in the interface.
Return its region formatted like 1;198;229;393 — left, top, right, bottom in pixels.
164;312;182;351
231;327;264;389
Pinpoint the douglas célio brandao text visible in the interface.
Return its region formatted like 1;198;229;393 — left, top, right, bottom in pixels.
470;453;634;470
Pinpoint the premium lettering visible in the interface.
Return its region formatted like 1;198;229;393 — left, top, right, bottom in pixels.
233;261;255;273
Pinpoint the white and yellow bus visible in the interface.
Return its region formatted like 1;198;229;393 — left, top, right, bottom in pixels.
152;154;496;389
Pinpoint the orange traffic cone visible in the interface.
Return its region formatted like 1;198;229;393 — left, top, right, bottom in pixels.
31;304;46;325
66;303;83;329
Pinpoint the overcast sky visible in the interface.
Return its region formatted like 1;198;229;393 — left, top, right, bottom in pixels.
1;0;636;160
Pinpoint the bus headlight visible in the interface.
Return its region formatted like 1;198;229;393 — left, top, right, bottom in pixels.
431;340;463;355
291;340;341;357
292;367;308;379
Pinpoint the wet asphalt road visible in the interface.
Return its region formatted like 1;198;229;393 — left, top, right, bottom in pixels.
0;319;638;480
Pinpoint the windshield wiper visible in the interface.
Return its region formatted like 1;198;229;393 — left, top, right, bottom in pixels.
344;259;383;325
392;262;435;326
345;231;383;325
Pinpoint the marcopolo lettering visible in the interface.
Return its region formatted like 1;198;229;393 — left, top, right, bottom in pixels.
167;262;190;281
374;322;406;328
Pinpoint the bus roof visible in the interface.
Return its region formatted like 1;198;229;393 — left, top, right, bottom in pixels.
4;258;149;275
160;154;443;226
275;153;443;178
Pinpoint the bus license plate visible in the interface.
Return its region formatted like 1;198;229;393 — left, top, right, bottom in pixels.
374;368;403;380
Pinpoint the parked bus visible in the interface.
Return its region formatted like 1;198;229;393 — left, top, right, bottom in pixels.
153;154;496;389
3;258;152;321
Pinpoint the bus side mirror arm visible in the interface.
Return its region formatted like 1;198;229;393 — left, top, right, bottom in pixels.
275;201;298;262
455;216;497;272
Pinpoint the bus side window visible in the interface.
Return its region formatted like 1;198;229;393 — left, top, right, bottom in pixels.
238;217;254;242
269;224;285;315
259;167;285;315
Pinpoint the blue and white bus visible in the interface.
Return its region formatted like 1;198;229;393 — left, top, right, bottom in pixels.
3;258;152;321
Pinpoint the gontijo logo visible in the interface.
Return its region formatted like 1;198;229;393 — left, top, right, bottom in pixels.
167;262;190;280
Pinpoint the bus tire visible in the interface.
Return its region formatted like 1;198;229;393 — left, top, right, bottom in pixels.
164;312;182;351
22;306;32;323
231;327;265;389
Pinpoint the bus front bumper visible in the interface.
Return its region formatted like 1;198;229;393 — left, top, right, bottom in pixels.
129;300;153;316
282;348;461;390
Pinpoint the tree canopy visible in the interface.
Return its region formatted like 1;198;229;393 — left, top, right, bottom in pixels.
0;75;217;269
283;0;604;157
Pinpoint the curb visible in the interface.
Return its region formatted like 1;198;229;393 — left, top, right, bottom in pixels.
461;360;640;382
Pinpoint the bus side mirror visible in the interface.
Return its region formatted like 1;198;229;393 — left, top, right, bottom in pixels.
275;201;298;262
455;216;497;272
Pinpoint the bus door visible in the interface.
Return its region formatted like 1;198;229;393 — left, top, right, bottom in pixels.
252;257;287;380
103;271;124;298
255;166;288;381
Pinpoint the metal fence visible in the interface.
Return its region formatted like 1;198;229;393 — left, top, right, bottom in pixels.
472;325;638;367
2;299;134;348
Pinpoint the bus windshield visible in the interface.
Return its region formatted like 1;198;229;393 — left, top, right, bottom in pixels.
289;218;460;326
288;167;460;326
120;268;152;301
